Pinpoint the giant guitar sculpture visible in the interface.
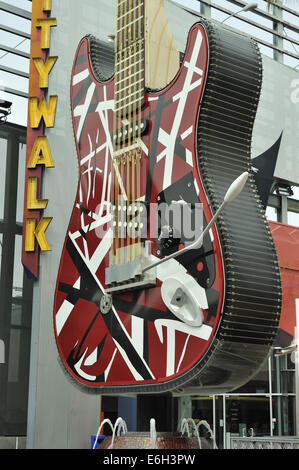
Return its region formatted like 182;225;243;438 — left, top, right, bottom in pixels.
53;0;281;394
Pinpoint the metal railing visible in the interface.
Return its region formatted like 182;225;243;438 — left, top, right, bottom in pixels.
0;1;31;20
230;435;299;449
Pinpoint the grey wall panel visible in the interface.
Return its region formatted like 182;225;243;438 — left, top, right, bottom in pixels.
252;55;299;186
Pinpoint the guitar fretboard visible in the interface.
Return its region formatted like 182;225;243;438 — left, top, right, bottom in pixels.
115;0;145;117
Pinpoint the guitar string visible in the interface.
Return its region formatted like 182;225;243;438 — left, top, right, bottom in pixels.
127;0;135;263
133;0;140;260
120;0;129;264
110;0;118;266
113;0;119;265
131;0;137;262
129;0;136;262
120;0;131;265
137;0;144;259
112;0;144;265
114;0;125;265
112;0;120;266
136;0;143;258
131;0;144;262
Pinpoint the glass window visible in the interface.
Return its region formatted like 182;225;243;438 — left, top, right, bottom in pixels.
0;233;3;269
191;396;214;427
12;235;23;298
6;301;31;435
290;186;299;200
11;303;22;326
226;396;271;437
272;353;295;394
272;396;296;436
16;143;26;224
288;211;299;227
7;328;21;383
0;10;31;35
0;138;7;220
266;206;277;222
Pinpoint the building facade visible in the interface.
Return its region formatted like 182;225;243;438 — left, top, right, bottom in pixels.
0;0;299;449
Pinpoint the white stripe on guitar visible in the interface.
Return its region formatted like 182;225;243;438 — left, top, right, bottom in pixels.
74;82;96;142
64;233;155;382
73;68;89;86
158;30;203;190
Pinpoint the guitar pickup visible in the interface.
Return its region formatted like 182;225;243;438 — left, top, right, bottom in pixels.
112;118;148;147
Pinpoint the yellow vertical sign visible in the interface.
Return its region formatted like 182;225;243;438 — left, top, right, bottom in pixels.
24;0;58;260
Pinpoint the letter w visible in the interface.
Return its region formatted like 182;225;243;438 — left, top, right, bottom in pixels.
29;95;57;128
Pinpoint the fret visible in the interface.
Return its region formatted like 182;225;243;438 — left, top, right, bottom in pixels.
116;40;144;59
117;4;142;22
116;1;144;52
116;46;144;67
115;88;143;105
115;56;143;75
114;0;145;117
115;70;144;86
117;0;130;7
116;28;143;51
115;92;144;110
115;77;144;90
116;15;144;34
116;96;142;113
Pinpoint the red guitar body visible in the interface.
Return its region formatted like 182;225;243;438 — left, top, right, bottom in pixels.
53;20;281;394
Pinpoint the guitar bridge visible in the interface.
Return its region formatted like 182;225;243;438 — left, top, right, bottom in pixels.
105;241;156;293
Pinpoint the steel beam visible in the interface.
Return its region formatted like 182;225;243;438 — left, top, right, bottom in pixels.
0;24;31;39
0;1;31;20
0;44;30;59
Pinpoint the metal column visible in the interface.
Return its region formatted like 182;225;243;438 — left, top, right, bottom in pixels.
273;3;284;64
0;132;19;435
200;0;211;18
295;299;299;436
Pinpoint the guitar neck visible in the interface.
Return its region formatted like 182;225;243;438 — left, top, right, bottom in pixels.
114;0;180;117
115;0;145;118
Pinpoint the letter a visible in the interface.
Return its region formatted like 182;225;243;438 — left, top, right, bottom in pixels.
27;136;54;168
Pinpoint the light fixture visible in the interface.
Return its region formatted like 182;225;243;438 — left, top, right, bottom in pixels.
107;34;115;43
0;99;12;124
221;2;258;23
275;182;294;197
